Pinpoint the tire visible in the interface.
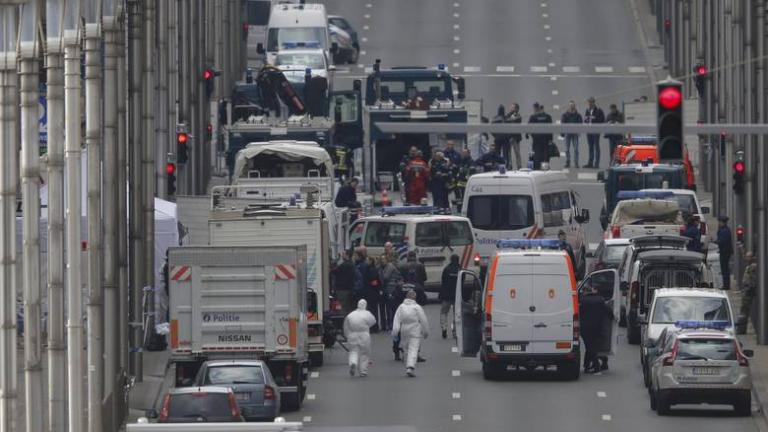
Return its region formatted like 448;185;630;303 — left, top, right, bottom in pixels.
642;364;651;388
309;351;324;368
482;362;503;381
649;388;657;411
619;307;627;328
627;323;641;345
734;392;752;417
281;380;304;412
559;361;580;381
656;390;671;416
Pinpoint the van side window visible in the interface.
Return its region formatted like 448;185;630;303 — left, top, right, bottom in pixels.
415;222;444;247
446;221;473;246
364;222;406;246
541;192;570;227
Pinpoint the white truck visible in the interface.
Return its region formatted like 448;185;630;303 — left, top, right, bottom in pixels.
168;245;309;411
208;205;330;366
606;191;683;239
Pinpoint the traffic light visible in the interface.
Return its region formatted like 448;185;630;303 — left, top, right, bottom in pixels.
177;131;189;164
206;123;213;140
203;68;221;97
657;79;684;162
733;159;745;195
693;63;707;96
166;162;176;196
736;225;745;243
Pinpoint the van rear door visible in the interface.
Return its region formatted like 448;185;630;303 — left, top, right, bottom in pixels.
455;270;483;357
529;256;574;354
577;269;620;355
489;257;533;345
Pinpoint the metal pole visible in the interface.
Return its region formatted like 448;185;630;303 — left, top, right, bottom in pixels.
103;16;120;427
117;7;130;379
45;41;66;432
129;0;145;381
64;35;85;432
168;0;178;167
756;0;767;345
142;0;157;345
156;0;168;200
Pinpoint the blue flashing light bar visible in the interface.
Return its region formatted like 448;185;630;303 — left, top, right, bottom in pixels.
381;205;435;216
616;190;675;200
674;320;731;330
282;41;321;49
438;64;446;70
496;239;561;250
628;135;658;144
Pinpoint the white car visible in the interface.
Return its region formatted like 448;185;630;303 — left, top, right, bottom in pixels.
640;188;711;247
272;48;331;83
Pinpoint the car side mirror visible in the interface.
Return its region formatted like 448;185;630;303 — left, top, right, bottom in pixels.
456;77;466;100
597;171;605;182
701;206;710;215
743;349;755;358
580;209;590;223
145;409;159;419
331;42;339;54
256;43;265;55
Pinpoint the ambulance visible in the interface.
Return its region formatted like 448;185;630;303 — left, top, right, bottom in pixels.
454;239;619;380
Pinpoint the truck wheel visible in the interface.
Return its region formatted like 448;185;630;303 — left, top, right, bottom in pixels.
734;392;752;416
482;362;503;381
649;388;657;411
281;380;305;412
559;361;580;381
309;351;324;367
627;324;641;345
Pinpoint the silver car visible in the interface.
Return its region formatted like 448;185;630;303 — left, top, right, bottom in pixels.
195;360;281;422
648;327;753;416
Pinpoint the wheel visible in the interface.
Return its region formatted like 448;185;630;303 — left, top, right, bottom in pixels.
482;362;503;381
309;351;324;367
649;388;657;411
619;307;627;327
627;323;641;345
281;380;304;411
642;364;651;388
348;48;359;64
734;392;752;416
559;361;580;381
655;390;671;416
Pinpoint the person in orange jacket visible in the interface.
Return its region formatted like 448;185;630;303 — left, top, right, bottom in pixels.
404;150;430;205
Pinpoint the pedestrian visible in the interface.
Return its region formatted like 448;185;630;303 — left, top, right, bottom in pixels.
399;146;419;176
335;177;360;208
507;103;524;170
429;151;452;210
452;148;475;202
392;290;430;377
353;247;369;302
343;299;377;377
682;214;702;253
443;140;461;166
584;97;605;168
527;102;554;170
715;216;733;289
605;104;625;161
331;250;357;313
403;150;430;205
381;241;397;264
492;104;513;166
365;256;383;332
380;256;403;332
440;254;461;339
399;251;428;305
558;230;576;269
737;251;758;334
476;142;506;173
561;101;583;168
580;284;613;373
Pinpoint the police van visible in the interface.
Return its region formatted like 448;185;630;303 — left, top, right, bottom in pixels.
258;2;337;66
454;239;619;381
461;168;590;279
348;206;477;290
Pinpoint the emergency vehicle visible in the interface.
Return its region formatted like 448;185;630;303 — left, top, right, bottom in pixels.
454;239;619;381
611;135;696;190
348;206;477;290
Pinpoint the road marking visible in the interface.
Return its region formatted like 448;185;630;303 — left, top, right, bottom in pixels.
362;37;368;43
552;90;559;95
303;416;313;423
360;50;367;56
544;24;551;30
547;48;553;54
545;36;552;41
452;370;461;377
595;66;614;73
553;104;560;110
548;62;556;67
562;168;569;173
454;2;460;6
593;372;603;376
453;48;461;54
364;14;371;19
454;35;461;41
563;66;581;73
335;68;350;74
452;414;463;421
464;66;481;72
307;393;316;400
542;13;549;18
366;3;372;7
589;242;600;251
541;2;548;6
571;181;603;186
454;12;460;18
310;371;319;378
602;415;612;421
555;120;561;124
364;66;373;73
550;76;557;81
531;66;548;72
453;392;461;399
363;25;370;30
454;24;460;29
559;152;567;158
577;172;597;180
453;62;460;68
628;66;647;73
451;346;458;352
497;66;515;72
597;391;607;398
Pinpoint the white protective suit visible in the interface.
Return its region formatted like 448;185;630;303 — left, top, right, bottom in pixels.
392;298;430;371
343;299;377;376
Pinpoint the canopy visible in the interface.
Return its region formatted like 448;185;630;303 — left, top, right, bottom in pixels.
232;141;334;181
611;199;682;226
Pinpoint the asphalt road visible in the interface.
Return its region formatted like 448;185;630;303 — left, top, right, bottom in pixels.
284;299;764;431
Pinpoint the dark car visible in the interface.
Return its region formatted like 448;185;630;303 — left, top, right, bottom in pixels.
194;360;281;422
328;15;359;51
156;386;244;423
590;238;630;273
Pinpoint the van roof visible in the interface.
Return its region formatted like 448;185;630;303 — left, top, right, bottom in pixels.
636;249;705;263
653;287;727;298
468;169;568;182
270;3;327;26
358;214;471;223
496;250;568;259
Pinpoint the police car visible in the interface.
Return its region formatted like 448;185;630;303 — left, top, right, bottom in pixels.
272;46;332;83
647;320;753;416
348;206;477;290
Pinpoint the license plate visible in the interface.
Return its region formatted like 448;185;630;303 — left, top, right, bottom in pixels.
501;344;524;352
236;392;250;401
692;367;720;376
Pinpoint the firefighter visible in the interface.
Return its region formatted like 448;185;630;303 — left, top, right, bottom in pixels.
404;150;430;205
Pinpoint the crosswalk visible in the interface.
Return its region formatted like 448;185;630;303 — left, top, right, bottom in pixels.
334;64;648;75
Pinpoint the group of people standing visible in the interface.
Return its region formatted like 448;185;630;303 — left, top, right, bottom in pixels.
560;98;624;169
399;143;476;208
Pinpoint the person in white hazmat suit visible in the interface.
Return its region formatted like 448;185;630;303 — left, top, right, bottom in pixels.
392;290;430;377
344;299;377;377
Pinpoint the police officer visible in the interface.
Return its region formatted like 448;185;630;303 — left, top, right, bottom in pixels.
605;104;625;161
682;214;702;253
429;151;452;210
715;216;733;289
527;102;554;170
439;255;461;339
580;284;613;372
476;143;506;172
558;230;576;269
584;97;605;168
453;148;475;202
737;251;758;334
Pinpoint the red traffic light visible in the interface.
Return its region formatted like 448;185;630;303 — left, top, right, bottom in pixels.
203;69;214;80
659;87;682;110
736;226;745;235
733;160;746;174
177;132;188;144
166;162;176;175
207;124;213;134
695;65;707;76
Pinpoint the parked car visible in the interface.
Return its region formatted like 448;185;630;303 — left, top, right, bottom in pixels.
328;15;359;51
328;22;359;64
648;323;752;416
590;238;631;273
640;188;710;247
194;360;281;422
154;386;245;423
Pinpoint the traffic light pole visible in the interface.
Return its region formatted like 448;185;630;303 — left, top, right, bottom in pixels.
756;0;768;346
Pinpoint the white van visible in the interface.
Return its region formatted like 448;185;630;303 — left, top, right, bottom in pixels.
348;206;476;290
461;169;591;279
259;2;336;66
454;239;620;380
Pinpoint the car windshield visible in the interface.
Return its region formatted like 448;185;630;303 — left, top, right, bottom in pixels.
651;297;731;324
467;195;535;231
205;366;265;385
267;27;327;51
677;338;737;361
275;53;325;69
168;393;232;418
670;194;699;214
605;244;629;263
